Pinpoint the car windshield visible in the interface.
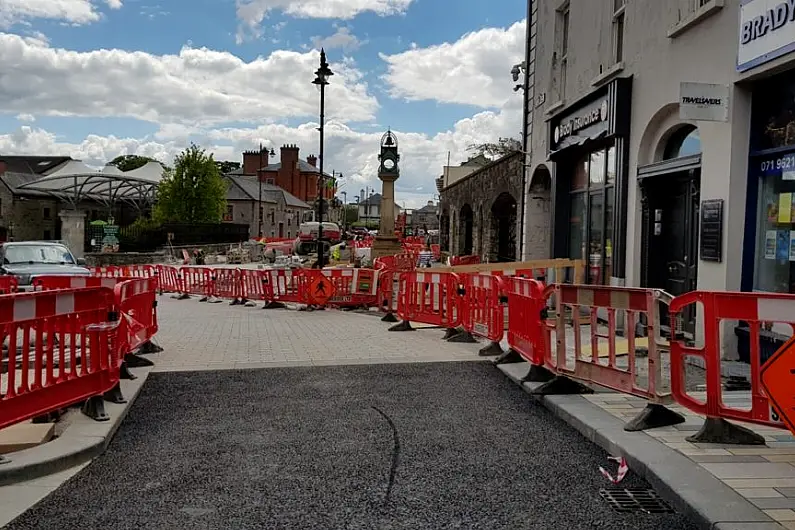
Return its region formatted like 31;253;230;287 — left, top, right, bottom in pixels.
3;245;75;265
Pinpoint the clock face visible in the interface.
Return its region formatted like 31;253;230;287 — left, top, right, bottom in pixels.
383;158;396;170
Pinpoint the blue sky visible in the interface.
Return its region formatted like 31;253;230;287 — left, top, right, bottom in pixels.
0;0;526;206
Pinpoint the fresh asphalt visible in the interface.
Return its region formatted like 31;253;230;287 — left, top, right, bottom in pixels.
5;362;700;529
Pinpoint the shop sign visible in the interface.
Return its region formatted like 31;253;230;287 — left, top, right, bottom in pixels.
552;97;610;149
738;0;795;72
679;83;730;122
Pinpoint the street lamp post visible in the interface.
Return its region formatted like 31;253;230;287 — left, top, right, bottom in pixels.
341;191;347;232
312;48;333;268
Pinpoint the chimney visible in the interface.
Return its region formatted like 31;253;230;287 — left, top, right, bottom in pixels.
280;144;300;170
242;147;269;176
427;200;434;206
306;154;317;167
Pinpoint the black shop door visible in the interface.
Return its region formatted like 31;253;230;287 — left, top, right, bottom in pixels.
642;170;700;337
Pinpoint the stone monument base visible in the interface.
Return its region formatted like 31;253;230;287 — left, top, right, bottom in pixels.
371;235;404;260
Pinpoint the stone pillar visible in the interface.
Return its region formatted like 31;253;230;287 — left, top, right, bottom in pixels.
379;179;396;236
59;209;86;259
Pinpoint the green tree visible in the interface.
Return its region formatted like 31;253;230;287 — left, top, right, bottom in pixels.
215;160;241;174
467;137;522;159
344;204;359;224
109;154;159;172
154;144;228;224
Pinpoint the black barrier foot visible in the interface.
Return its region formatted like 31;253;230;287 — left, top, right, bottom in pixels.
521;364;555;383
199;296;209;302
448;331;477;343
624;404;686;432
686;417;766;445
119;361;137;381
493;349;524;365
531;375;593;395
0;454;9;465
479;342;504;357
82;396;110;421
229;298;241;306
262;301;286;309
388;320;414;332
103;383;127;404
177;293;190;300
125;352;155;368
32;410;61;424
381;312;399;323
139;340;163;354
441;328;459;340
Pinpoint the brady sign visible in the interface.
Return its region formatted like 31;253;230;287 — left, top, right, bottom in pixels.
738;0;795;72
553;99;609;147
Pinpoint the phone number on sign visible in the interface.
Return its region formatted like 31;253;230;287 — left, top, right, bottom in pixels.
761;154;795;172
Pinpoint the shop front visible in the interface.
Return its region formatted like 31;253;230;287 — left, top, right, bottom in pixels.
744;68;795;297
549;77;633;285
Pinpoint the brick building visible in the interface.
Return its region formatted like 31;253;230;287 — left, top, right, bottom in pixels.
238;145;336;204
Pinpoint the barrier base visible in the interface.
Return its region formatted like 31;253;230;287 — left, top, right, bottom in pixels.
0;455;9;465
82;396;110;422
229;298;242;306
447;331;477;344
381;312;399;323
244;300;257;307
199;295;209;302
103;383;127;404
478;341;504;357
176;293;190;300
686;417;766;445
32;410;61;424
139;340;164;354
521;364;555;383
388;320;414;332
125;352;155;368
208;296;222;304
493;349;524;365
624;404;685;432
262;301;286;309
532;376;593;395
119;361;137;381
442;328;459;340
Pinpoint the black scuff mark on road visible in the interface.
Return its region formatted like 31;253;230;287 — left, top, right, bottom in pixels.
371;405;400;507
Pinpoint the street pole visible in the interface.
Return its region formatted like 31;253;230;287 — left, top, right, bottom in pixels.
258;143;263;238
313;48;333;268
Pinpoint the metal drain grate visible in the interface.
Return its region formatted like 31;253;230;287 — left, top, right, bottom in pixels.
600;488;674;514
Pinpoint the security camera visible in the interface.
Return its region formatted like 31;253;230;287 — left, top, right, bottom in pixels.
510;65;521;82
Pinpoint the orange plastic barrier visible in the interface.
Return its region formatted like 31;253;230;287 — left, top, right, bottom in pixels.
0;275;18;294
396;271;462;328
0;287;121;431
670;291;792;436
90;266;126;278
212;268;245;303
461;273;505;342
505;277;547;366
450;255;481;266
180;267;213;300
321;268;379;307
542;284;670;403
32;275;133;291
156;264;181;293
115;277;159;355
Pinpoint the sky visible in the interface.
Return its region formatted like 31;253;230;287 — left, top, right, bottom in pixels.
0;0;527;208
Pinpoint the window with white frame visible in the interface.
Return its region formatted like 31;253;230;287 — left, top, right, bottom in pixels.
556;4;570;100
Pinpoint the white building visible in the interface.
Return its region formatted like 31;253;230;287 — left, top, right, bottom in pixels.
521;0;795;342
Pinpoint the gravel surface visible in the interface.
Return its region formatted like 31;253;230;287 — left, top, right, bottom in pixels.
5;362;700;530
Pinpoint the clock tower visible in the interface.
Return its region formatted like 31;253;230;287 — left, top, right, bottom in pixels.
372;130;404;258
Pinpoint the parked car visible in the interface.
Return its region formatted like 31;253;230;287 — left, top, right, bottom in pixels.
0;241;89;289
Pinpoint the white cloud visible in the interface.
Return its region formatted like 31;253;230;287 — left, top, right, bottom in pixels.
0;19;525;208
236;0;412;43
0;0;120;27
15;113;35;122
0;33;377;126
311;26;364;52
380;20;526;108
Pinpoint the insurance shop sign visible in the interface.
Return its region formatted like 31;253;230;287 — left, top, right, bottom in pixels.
738;0;795;72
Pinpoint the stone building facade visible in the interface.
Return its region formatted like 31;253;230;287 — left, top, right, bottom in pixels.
223;174;309;239
440;152;546;262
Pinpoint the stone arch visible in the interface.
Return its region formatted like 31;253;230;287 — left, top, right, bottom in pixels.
459;203;474;255
490;192;518;262
525;164;552;259
637;103;698;167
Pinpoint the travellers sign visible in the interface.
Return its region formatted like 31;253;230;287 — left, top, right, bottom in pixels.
738;0;795;72
679;82;730;122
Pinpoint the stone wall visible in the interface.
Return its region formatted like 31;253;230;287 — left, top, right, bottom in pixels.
85;252;166;267
439;152;524;262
